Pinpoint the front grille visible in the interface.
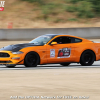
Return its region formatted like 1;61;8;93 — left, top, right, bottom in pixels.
0;61;12;63
0;53;10;57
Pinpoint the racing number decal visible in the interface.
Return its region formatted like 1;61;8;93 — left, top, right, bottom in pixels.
58;48;71;58
50;49;55;58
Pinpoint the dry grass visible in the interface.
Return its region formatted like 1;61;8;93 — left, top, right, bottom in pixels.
0;0;100;28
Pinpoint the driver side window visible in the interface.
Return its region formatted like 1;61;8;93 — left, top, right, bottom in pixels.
50;36;72;44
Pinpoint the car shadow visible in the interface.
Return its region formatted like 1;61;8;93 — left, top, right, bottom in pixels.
15;64;100;69
0;64;100;69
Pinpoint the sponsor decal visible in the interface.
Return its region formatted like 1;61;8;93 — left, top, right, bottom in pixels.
0;1;5;11
50;49;55;58
58;48;71;58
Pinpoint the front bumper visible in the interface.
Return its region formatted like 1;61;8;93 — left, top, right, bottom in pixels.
0;51;24;65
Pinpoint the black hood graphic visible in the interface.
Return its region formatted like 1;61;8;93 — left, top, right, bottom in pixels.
0;43;43;52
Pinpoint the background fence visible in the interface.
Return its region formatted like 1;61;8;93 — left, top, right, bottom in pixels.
0;27;100;40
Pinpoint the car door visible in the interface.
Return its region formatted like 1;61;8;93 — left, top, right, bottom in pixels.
46;36;75;64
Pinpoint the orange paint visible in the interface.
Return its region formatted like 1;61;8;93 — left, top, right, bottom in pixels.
0;35;100;65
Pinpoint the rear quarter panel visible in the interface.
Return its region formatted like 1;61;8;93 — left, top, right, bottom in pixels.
93;42;100;61
73;39;98;62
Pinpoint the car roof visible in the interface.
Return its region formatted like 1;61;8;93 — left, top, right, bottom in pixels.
45;34;69;36
44;34;91;43
44;34;74;37
44;34;89;41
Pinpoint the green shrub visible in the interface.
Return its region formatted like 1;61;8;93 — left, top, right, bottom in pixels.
76;1;94;18
70;0;82;3
21;0;100;20
70;0;100;15
21;0;44;5
50;18;65;23
89;0;100;15
41;3;60;15
68;18;78;21
66;5;77;12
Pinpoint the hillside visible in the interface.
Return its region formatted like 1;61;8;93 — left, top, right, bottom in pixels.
0;0;100;28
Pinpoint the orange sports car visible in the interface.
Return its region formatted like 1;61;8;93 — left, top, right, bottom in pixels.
0;34;100;68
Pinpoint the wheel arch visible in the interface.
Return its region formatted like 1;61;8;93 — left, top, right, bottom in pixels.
24;51;40;65
80;49;96;61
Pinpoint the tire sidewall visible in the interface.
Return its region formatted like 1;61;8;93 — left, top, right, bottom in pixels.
80;50;95;66
24;52;40;67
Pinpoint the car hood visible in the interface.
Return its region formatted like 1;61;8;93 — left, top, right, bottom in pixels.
0;43;43;52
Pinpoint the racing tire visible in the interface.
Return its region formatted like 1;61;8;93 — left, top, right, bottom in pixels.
80;50;95;66
24;52;40;67
60;63;70;66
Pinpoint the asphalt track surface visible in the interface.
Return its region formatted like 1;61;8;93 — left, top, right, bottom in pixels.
0;61;100;70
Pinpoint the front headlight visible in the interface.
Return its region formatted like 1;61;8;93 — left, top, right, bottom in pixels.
12;51;23;54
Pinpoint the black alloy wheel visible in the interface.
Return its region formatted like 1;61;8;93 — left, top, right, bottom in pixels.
80;50;95;66
24;52;40;67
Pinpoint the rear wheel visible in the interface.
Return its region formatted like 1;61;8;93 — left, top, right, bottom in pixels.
24;52;40;67
80;50;95;66
60;63;70;66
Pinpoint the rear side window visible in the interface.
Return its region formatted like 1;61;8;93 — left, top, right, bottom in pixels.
75;38;82;43
71;38;82;43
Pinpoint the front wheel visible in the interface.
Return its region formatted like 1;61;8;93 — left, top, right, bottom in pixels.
80;50;95;66
60;63;71;66
24;52;40;67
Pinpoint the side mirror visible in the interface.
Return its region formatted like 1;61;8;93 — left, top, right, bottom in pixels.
51;42;57;45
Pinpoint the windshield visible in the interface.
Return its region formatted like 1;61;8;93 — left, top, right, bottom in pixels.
29;35;55;45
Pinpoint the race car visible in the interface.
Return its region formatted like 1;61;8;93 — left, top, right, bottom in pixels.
0;34;100;68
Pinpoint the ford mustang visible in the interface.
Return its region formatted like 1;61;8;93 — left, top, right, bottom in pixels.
0;34;100;68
